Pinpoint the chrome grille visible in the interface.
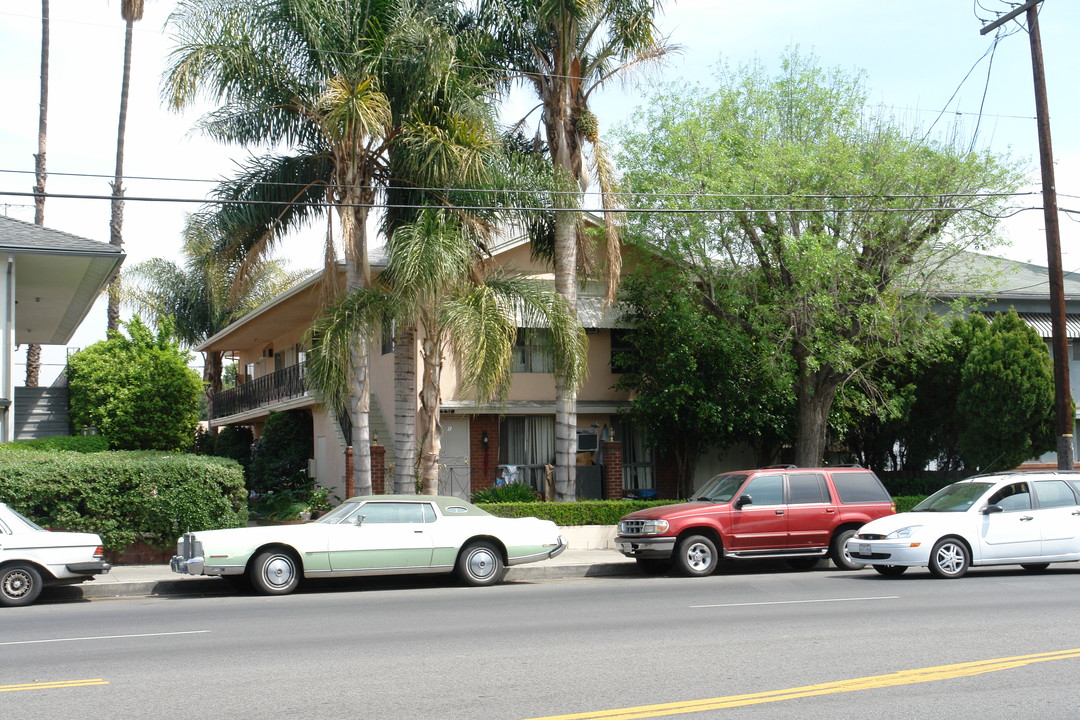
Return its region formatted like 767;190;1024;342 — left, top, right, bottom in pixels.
619;519;646;535
179;533;203;560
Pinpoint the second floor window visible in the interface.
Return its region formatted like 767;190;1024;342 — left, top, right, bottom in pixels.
512;329;553;373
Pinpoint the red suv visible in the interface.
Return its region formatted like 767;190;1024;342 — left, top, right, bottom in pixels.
616;466;895;576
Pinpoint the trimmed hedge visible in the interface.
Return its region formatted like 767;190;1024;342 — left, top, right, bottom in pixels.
0;451;247;551
479;497;929;525
0;435;110;453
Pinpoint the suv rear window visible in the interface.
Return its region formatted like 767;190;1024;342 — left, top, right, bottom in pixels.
830;471;891;503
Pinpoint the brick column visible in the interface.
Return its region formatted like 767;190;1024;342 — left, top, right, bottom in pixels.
470;415;500;494
602;440;624;499
371;444;386;494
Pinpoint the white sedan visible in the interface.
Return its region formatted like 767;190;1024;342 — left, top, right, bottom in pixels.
172;495;567;595
0;502;111;606
848;472;1080;578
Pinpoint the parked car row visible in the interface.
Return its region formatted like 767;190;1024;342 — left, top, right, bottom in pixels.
6;468;1080;606
616;468;1080;580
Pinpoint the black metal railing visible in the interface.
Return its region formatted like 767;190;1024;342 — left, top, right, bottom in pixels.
210;363;308;419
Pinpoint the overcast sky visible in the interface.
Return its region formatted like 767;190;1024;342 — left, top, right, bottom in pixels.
2;0;1078;382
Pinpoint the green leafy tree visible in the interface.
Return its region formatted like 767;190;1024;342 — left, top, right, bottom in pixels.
614;267;793;496
476;0;673;500
67;317;203;451
247;409;313;496
616;50;1021;466
958;310;1055;472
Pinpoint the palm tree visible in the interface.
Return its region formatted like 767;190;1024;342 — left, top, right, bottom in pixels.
476;0;673;499
26;0;50;386
307;209;587;494
166;0;514;494
107;0;145;333
119;215;308;420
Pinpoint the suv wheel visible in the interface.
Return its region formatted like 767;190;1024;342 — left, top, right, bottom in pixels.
830;528;865;571
674;535;719;577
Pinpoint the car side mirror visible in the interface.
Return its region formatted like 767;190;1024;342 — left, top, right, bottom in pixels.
354;514;367;525
983;504;1003;515
735;495;752;509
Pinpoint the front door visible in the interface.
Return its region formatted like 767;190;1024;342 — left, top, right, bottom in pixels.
729;474;787;550
439;416;471;500
978;482;1041;560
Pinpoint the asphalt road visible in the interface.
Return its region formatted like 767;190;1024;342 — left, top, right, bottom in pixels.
3;563;1080;719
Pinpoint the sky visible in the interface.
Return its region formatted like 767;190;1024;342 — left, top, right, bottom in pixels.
2;0;1079;383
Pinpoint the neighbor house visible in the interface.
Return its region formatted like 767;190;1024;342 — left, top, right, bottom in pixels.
0;216;124;442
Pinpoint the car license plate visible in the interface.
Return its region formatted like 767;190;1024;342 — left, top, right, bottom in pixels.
859;543;871;556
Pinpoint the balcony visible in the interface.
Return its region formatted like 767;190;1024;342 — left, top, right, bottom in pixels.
210;363;307;420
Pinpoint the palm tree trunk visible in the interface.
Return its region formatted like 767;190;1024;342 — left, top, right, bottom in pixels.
108;16;136;333
339;177;372;495
26;0;49;387
393;324;417;493
546;99;582;502
416;322;442;495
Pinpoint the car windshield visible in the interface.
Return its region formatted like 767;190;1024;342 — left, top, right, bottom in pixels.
314;501;362;524
693;474;748;502
912;482;994;512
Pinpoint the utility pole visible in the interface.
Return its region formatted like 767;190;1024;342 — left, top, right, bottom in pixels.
982;0;1074;470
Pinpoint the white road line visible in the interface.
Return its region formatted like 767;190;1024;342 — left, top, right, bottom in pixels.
692;596;900;608
0;630;210;646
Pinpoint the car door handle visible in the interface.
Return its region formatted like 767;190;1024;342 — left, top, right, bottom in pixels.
1072;511;1080;516
1019;516;1034;521
775;510;784;515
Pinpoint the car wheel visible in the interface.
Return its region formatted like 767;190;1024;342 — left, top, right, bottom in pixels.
830;528;865;571
635;558;670;575
928;538;970;579
786;557;820;571
249;549;301;595
872;564;908;577
1021;563;1050;573
456;541;506;586
0;563;44;607
674;535;719;577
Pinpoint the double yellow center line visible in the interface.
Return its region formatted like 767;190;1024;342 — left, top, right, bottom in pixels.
0;679;109;693
525;648;1080;720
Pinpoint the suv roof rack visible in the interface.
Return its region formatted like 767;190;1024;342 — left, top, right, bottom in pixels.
762;464;797;469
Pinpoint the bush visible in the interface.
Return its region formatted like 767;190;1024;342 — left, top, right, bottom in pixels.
66;317;203;451
0;451;247;551
893;495;926;513
471;483;539;503
247;410;312;496
0;435;109;453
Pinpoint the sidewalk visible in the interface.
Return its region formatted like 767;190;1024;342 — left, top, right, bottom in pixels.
62;549;640;601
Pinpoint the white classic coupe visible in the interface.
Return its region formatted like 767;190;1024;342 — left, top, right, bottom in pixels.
0;502;111;607
172;495;567;595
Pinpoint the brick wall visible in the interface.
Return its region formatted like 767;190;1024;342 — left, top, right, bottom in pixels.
371;444;386;494
602;440;624;499
469;415;500;493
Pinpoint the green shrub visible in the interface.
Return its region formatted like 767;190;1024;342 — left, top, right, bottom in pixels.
66;317;203;451
471;483;539;504
247;410;312;495
0;435;109;453
0;451;247;551
893;495;926;513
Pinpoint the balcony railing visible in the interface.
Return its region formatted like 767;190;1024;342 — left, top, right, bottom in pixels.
210;363;307;420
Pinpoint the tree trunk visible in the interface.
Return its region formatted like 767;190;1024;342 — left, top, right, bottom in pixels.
546;93;582;503
202;349;223;437
793;368;841;468
26;0;49;387
338;175;372;494
108;17;135;333
393;324;417;493
416;319;442;495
